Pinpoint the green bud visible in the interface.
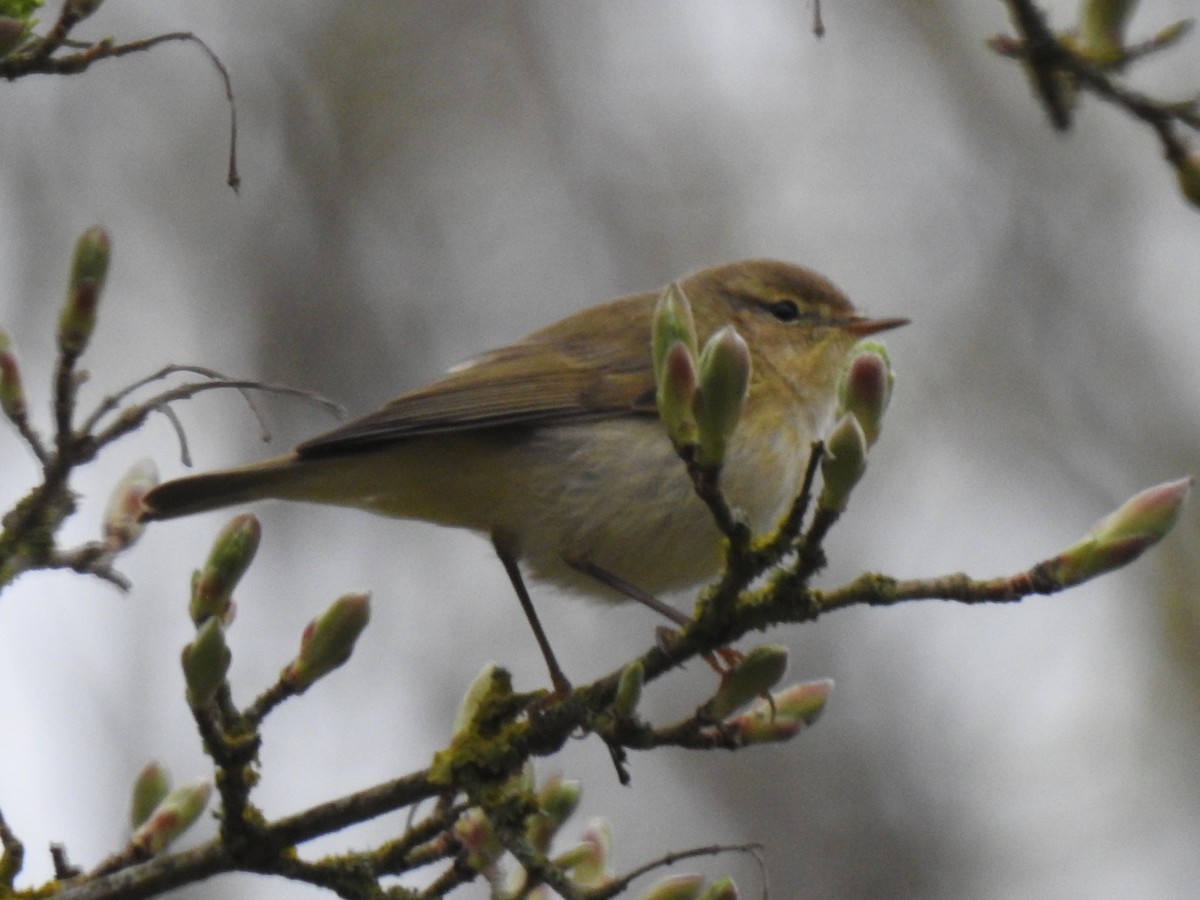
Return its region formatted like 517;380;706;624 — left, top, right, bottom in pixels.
527;774;582;852
612;660;644;718
652;281;699;386
1054;477;1192;585
1077;0;1138;63
818;414;868;513
657;341;699;449
729;678;833;744
698;876;739;900
452;662;502;739
704;644;789;719
538;775;581;830
281;592;371;692
190;514;261;625
103;459;159;551
0;330;27;423
130;780;211;857
639;874;705;900
129;761;171;830
569;817;613;889
57;226;111;358
837;342;893;446
694;326;751;466
181;617;230;706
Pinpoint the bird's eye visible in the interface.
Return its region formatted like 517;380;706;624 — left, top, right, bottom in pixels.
768;300;801;322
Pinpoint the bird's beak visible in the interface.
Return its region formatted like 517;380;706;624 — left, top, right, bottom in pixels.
842;316;909;337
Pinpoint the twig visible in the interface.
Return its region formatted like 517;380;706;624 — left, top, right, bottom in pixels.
587;842;764;900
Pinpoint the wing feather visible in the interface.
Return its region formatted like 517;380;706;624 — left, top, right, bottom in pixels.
297;296;658;458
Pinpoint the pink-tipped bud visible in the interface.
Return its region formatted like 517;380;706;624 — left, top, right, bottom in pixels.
837;343;893;446
657;341;700;449
130;780;211;857
566;817;613;889
129;761;172;830
281;592;371;693
818;414;868;514
57;226;111;358
728;678;833;745
639;874;706;900
1054;477;1193;585
698;876;739;900
103;459;159;551
190;514;261;625
704;644;789;719
181;617;231;706
694;326;751;466
652;281;700;385
0;330;27;423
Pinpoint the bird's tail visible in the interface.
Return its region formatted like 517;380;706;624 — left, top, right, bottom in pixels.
140;459;300;522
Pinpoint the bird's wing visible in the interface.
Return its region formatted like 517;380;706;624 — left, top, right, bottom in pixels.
296;313;658;458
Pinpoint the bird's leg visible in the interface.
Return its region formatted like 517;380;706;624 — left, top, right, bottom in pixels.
492;535;572;695
567;558;690;626
567;558;742;674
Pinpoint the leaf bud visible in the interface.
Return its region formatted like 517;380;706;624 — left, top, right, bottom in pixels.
190;514;260;625
181;617;231;706
818;414;868;514
704;644;789;719
129;760;171;830
280;592;371;692
57;226;111;358
130;780;211;857
694;326;751;466
103;459;159;551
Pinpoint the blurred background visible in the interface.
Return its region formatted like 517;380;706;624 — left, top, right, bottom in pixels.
2;1;1198;897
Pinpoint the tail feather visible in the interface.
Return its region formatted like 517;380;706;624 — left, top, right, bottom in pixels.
141;460;298;521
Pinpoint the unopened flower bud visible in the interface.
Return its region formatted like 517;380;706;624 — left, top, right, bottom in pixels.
181;617;230;706
281;592;371;692
639;874;705;900
129;761;171;830
612;660;644;718
130;780;211;857
657;341;699;449
698;876;739;900
0;330;27;423
1054;477;1192;584
837;342;893;446
694;326;751;466
729;678;833;744
652;282;699;385
704;644;789;719
190;514;260;625
103;459;159;551
527;774;582;852
563;817;612;889
57;226;111;358
818;414;868;513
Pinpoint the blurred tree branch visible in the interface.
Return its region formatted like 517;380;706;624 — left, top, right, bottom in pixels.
991;0;1200;206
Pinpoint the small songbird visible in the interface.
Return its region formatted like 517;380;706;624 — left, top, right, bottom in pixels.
142;260;905;689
